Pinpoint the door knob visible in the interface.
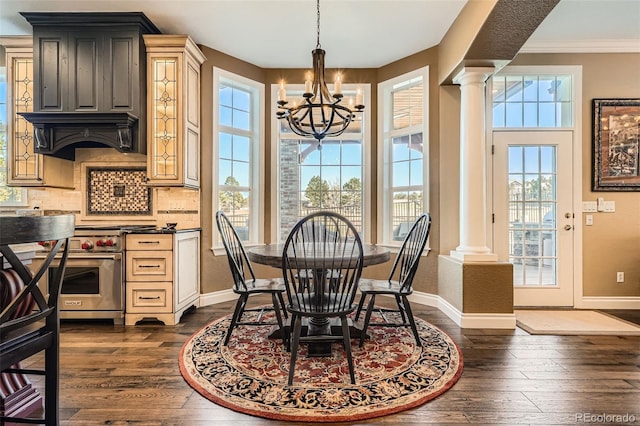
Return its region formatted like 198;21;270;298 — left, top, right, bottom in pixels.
564;224;573;231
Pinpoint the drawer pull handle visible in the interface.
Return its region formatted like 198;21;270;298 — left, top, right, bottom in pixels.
139;296;161;300
139;241;161;244
139;265;161;268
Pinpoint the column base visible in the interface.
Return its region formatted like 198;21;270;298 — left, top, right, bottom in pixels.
438;255;514;329
450;249;498;262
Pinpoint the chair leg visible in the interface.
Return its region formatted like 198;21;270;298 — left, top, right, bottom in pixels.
402;295;421;347
340;315;356;384
359;294;376;348
288;315;303;386
355;293;367;321
224;294;247;346
277;292;288;319
45;318;60;425
271;293;286;348
286;314;296;352
395;294;407;323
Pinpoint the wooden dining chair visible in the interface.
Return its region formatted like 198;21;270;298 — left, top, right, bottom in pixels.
355;213;431;347
1;214;75;425
215;211;287;347
282;211;363;385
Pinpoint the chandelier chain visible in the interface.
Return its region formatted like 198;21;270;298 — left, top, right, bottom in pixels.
276;0;364;142
316;0;321;49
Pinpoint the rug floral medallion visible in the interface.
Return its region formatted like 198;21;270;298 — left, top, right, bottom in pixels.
179;311;463;422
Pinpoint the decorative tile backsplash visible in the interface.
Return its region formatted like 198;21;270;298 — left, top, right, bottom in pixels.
86;167;152;215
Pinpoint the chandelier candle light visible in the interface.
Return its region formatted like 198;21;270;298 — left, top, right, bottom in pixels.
276;0;364;144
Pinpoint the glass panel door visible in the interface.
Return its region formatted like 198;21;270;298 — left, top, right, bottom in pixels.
493;131;574;307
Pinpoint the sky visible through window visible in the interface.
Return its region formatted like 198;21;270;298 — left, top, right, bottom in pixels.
492;74;572;128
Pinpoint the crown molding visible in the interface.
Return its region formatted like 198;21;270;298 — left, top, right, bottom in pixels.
520;39;640;53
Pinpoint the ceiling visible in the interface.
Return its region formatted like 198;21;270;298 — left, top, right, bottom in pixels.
1;0;639;69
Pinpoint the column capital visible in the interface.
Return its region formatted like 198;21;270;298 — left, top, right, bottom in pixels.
452;67;495;86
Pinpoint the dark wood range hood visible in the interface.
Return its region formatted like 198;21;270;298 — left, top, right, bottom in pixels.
19;12;161;161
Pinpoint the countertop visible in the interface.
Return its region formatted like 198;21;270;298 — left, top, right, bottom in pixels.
123;227;201;234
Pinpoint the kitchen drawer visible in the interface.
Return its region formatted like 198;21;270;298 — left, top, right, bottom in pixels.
126;250;172;281
126;282;173;313
126;234;173;251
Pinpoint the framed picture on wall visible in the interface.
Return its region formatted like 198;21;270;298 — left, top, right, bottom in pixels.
592;98;640;191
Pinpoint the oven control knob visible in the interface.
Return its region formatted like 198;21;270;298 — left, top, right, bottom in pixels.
106;239;115;247
38;241;51;247
96;239;104;247
81;241;94;250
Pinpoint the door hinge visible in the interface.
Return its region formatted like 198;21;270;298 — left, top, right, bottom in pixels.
491;145;495;155
492;213;495;223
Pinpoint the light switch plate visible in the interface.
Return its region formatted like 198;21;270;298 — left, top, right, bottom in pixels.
603;200;615;212
582;201;597;212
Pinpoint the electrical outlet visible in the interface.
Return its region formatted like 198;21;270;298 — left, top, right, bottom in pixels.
616;272;624;283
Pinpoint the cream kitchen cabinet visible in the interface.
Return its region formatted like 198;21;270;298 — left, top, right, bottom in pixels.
125;230;200;325
1;36;73;188
143;35;206;188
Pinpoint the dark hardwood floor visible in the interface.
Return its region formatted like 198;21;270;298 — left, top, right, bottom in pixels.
602;309;640;327
21;297;640;425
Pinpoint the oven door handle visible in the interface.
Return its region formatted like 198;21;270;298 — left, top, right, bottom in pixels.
43;253;123;263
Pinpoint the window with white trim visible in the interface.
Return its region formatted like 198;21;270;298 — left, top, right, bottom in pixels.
272;84;370;243
378;67;429;246
213;68;264;246
492;73;573;128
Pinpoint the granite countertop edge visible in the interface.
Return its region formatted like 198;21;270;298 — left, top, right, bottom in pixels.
124;227;202;234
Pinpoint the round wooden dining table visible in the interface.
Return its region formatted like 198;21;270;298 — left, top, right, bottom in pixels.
247;243;390;269
247;243;390;356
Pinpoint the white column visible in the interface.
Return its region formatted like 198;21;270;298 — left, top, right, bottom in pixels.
450;67;497;262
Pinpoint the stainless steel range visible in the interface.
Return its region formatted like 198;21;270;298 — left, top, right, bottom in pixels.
31;224;154;324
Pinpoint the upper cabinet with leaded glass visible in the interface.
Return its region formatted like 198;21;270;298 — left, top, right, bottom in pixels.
1;36;73;188
144;35;206;188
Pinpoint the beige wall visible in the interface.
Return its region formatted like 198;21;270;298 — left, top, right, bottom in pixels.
511;52;640;297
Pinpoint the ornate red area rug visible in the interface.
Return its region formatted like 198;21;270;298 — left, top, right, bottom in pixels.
179;310;463;422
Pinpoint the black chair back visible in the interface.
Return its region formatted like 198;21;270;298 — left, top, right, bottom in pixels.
0;214;74;339
390;213;432;293
216;211;255;291
282;212;363;316
0;214;75;425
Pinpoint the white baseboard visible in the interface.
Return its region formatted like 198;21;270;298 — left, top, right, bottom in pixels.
390;291;516;329
430;293;516;329
577;296;640;310
199;289;237;307
406;291;440;308
199;289;517;329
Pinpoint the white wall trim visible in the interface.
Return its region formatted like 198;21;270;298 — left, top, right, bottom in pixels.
199;289;237;307
200;289;517;329
577;296;640;310
430;293;517;329
406;291;439;308
520;39;640;54
457;312;517;329
199;291;637;326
